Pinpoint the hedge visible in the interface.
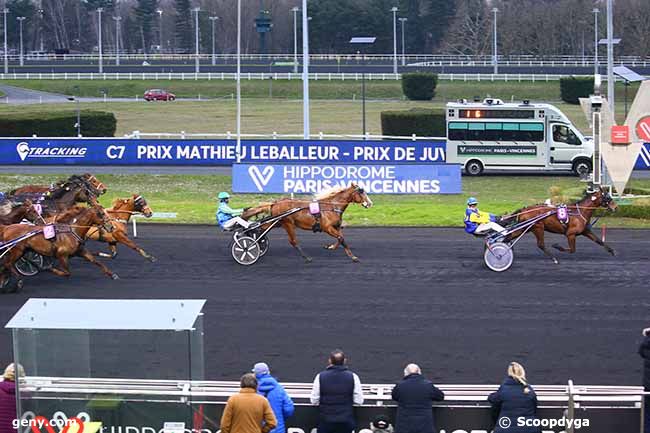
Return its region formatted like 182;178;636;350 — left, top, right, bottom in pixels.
559;76;593;104
0;110;116;137
401;72;438;101
381;108;446;137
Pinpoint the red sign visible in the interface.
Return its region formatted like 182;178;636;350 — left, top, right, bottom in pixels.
637;116;650;142
611;125;630;144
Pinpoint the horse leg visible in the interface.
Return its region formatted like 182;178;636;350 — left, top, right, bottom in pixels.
324;239;341;251
113;230;157;262
78;248;120;280
50;254;72;277
533;224;559;264
283;223;312;263
323;226;359;262
582;229;617;256
553;233;577;254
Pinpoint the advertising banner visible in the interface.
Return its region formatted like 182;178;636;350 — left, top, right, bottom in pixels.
232;163;462;194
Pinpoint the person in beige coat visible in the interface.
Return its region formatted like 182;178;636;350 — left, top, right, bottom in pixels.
221;373;277;433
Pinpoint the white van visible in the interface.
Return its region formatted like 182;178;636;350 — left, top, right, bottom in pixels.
446;98;593;176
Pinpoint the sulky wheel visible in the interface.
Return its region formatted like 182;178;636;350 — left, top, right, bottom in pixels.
484;242;514;272
256;235;270;257
231;235;262;266
14;250;44;277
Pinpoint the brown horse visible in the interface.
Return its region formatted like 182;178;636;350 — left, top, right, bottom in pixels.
1;205;119;283
242;184;373;262
508;186;618;264
85;195;157;262
0;199;41;226
10;173;107;196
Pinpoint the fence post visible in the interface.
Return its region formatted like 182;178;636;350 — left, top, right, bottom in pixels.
566;380;575;433
411;134;417;142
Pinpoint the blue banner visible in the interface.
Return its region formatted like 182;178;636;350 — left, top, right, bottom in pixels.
232;163;462;194
0;138;446;165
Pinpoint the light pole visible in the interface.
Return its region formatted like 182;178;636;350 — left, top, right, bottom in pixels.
398;17;407;67
606;0;614;114
16;17;25;67
192;7;200;74
97;8;104;74
302;0;310;139
391;6;398;75
291;6;299;74
113;16;121;66
492;7;498;75
209;16;218;66
38;8;43;52
350;37;376;137
156;9;163;52
593;8;599;76
236;0;242;160
2;8;7;74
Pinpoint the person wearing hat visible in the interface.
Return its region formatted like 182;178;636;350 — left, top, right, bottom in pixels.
0;363;24;433
253;362;294;433
217;192;251;230
639;328;650;433
391;364;444;433
464;197;506;235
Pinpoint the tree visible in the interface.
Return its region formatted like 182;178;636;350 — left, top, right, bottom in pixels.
174;0;193;52
134;0;158;53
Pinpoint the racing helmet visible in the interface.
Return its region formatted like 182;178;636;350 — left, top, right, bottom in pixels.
218;192;230;201
467;197;478;206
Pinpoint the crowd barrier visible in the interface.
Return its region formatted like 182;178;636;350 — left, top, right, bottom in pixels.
16;376;645;433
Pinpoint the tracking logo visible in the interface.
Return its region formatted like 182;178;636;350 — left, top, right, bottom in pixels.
16;141;87;161
248;165;275;192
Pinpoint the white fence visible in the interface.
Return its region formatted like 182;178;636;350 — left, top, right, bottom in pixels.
126;132;447;141
0;72;636;82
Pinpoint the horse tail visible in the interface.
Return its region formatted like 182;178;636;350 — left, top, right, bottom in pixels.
242;202;274;220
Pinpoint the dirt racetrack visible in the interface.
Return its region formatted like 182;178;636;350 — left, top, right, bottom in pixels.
0;225;647;386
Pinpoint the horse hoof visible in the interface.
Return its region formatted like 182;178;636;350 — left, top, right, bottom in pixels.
552;258;559;265
609;249;617;257
13;280;23;293
552;243;562;251
148;256;158;263
304;257;313;264
111;273;120;280
351;256;360;263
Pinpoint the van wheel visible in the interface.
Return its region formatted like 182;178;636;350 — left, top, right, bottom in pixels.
572;158;592;177
465;160;484;176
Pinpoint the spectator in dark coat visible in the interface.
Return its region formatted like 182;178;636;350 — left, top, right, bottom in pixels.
391;364;444;433
253;362;295;433
488;362;541;433
639;328;650;433
0;364;24;433
310;349;364;433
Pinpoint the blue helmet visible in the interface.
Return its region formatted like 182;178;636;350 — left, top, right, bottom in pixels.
467;197;478;206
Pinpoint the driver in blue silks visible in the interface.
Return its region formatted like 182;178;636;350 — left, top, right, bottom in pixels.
216;192;250;230
464;197;506;235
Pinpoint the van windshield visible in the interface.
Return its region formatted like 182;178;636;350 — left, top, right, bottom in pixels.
552;125;582;146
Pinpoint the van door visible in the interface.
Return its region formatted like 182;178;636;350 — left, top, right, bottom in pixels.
549;124;582;166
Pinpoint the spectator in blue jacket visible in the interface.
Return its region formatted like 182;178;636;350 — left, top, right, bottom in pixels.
639;328;650;433
391;363;444;433
488;362;541;433
253;362;295;433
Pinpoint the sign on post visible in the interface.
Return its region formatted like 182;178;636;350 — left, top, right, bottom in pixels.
636;116;650;142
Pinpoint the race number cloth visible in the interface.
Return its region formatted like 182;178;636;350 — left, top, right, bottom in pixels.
43;224;56;240
557;205;569;224
309;202;321;215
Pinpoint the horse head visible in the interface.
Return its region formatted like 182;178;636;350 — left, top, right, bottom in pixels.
133;195;153;217
586;185;617;212
81;173;107;195
349;183;373;208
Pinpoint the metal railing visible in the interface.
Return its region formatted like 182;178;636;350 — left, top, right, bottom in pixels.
0;72;639;81
126;131;446;141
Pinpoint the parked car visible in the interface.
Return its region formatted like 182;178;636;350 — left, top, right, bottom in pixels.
144;89;176;101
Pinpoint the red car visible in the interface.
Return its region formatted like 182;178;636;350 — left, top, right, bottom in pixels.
144;89;176;101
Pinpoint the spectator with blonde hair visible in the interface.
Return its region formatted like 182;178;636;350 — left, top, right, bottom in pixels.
488;362;541;433
0;363;25;433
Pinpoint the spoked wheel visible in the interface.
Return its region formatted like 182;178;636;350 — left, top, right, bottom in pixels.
231;235;262;266
484;242;514;272
15;250;44;276
256;236;269;257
